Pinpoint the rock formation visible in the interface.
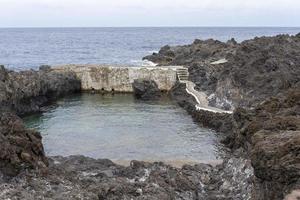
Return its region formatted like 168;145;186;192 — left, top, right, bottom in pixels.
0;65;81;115
231;88;300;200
144;34;300;110
165;34;300;199
0;65;80;176
0;155;253;200
0;111;47;176
132;79;162;100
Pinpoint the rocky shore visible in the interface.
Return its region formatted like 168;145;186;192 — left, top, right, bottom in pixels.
145;33;300;199
144;33;300;110
0;65;80;177
0;33;299;200
0;65;81;115
170;82;299;199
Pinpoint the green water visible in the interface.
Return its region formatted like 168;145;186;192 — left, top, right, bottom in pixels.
23;93;221;164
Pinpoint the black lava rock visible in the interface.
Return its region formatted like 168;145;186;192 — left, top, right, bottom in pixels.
132;79;161;100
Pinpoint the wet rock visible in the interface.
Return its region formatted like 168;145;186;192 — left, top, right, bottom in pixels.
132;79;161;100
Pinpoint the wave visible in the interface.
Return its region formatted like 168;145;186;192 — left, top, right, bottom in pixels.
148;50;159;54
130;59;157;67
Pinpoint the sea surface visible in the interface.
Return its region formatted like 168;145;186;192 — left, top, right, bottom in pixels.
0;27;300;70
23;93;222;164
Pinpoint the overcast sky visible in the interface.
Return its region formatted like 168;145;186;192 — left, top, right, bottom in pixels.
0;0;299;27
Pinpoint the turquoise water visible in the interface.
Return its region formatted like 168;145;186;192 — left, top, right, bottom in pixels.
1;27;300;70
23;93;221;164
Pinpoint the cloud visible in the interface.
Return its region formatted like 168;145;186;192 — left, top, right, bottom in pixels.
0;0;299;27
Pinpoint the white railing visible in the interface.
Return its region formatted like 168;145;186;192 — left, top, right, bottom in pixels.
176;67;233;114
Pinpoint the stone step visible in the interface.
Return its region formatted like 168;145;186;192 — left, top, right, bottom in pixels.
177;67;189;83
177;70;188;73
177;72;189;75
178;75;189;78
177;69;188;72
177;69;188;71
177;71;188;73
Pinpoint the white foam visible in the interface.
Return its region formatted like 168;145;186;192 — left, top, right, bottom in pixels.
148;50;159;54
130;59;157;67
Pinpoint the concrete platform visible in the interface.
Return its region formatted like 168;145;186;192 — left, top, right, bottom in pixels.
52;64;183;92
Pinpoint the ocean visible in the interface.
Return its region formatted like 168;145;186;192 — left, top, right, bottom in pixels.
0;27;299;70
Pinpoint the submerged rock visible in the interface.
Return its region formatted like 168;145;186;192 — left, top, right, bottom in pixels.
132;79;161;100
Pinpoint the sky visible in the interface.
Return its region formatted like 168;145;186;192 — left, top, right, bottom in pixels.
0;0;299;27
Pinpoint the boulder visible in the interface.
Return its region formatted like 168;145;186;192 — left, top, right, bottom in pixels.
0;111;48;176
132;79;161;100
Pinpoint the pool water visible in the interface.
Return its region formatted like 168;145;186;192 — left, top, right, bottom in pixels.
23;93;222;165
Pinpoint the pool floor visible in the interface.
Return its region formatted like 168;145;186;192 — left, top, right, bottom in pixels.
23;93;222;165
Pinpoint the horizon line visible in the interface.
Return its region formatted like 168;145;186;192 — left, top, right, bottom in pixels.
1;26;300;29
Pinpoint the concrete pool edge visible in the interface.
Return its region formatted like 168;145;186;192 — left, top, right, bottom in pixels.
51;64;182;92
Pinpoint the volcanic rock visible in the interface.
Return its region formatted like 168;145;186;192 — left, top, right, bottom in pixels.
0;111;47;176
132;79;161;100
0;65;81;115
145;34;300;110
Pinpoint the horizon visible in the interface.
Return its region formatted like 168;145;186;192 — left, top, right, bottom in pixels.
1;26;300;29
0;0;300;27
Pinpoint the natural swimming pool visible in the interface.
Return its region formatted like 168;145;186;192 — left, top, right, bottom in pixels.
23;93;222;165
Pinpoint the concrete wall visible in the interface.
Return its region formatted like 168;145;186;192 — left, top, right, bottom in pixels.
52;64;181;92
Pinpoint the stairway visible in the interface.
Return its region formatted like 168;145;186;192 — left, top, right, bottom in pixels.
176;67;189;82
176;67;232;114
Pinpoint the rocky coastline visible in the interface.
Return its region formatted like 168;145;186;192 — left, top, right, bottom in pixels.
145;33;300;199
145;33;300;110
0;33;299;199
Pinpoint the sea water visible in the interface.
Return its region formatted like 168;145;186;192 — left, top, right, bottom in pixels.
0;27;299;70
23;93;223;165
